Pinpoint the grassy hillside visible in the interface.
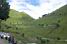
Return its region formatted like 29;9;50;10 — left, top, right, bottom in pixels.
6;9;33;24
35;5;67;38
34;5;67;44
0;5;67;44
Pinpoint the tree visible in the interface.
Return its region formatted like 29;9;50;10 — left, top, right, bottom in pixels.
42;14;48;17
0;0;10;20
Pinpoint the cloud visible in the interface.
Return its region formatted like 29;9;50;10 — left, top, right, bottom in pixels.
25;0;40;6
8;0;67;19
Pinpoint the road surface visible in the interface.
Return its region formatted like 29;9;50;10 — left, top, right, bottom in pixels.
0;38;8;44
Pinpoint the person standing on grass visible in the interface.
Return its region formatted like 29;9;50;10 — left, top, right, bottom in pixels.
14;39;17;44
8;36;11;43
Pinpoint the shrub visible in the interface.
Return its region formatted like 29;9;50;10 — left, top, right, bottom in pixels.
57;37;61;40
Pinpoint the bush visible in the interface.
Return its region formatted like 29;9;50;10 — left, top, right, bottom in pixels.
50;23;60;29
58;20;61;23
38;24;44;27
57;37;61;40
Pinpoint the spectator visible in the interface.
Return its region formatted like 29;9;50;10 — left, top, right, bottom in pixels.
5;37;8;40
14;39;17;44
8;36;11;43
1;36;3;39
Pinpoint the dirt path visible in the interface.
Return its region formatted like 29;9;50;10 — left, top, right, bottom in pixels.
0;38;8;44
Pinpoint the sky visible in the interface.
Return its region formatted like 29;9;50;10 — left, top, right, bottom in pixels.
7;0;67;19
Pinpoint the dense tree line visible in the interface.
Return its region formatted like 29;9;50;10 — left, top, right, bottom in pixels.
0;0;10;20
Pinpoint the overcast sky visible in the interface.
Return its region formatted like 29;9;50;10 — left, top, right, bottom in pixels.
7;0;67;19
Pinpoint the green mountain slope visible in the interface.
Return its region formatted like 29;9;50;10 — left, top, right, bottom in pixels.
35;5;67;38
34;5;67;44
0;5;67;44
6;9;33;24
3;9;34;28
